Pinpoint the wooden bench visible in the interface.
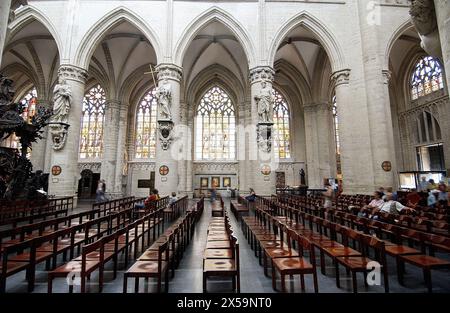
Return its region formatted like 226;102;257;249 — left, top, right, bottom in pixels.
230;200;249;221
203;212;240;293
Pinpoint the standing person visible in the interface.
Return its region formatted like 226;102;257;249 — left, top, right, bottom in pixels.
95;179;106;203
437;183;448;206
322;182;334;209
428;179;438;190
210;186;217;202
418;176;428;192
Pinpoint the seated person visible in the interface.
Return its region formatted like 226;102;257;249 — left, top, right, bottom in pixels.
245;188;256;202
169;192;178;206
377;193;415;215
358;191;384;217
436;183;449;206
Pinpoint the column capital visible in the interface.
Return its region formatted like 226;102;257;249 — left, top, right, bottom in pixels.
249;66;275;84
304;102;330;112
382;69;392;85
106;99;121;110
58;65;88;84
331;69;351;87
156;63;183;82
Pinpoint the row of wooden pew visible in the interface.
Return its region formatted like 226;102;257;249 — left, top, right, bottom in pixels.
123;198;204;293
203;209;240;293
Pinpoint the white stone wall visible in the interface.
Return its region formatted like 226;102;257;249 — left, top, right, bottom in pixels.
6;0;449;196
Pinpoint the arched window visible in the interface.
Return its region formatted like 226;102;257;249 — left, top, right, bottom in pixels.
416;111;441;144
195;86;236;160
3;87;38;152
135;88;158;159
79;84;106;159
410;56;444;100
332;94;342;175
272;89;291;159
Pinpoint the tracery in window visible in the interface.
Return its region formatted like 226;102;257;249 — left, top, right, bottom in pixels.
195;86;236;160
272;89;291;159
411;56;444;100
135;88;158;159
79;84;106;159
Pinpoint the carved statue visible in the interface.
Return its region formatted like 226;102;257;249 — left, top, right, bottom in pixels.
255;81;274;123
51;76;72;123
409;0;442;57
256;124;272;153
0;73;52;200
156;78;172;120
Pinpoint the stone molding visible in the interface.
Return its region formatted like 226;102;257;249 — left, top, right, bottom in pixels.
58;65;88;84
156;63;183;82
330;69;350;87
249;66;275;84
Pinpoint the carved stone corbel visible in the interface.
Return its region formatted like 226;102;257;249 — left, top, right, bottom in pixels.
158;119;174;150
49;123;69;151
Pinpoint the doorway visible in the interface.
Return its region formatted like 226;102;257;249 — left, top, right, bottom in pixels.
77;169;100;199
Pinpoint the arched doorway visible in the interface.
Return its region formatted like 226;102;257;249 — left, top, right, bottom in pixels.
77;169;100;199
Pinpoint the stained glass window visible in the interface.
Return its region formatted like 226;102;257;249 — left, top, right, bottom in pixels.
332;94;341;175
79;84;106;159
273;89;291;159
3;88;38;154
195;86;236;160
135;88;158;159
411;56;444;100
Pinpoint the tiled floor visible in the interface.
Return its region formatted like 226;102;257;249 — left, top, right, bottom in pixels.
4;198;450;293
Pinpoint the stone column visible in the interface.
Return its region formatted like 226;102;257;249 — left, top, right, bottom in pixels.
154;63;182;197
30;98;51;172
0;0;12;68
48;65;87;198
303;102;334;188
100;99;120;197
358;0;397;190
249;66;276;196
237;99;248;193
185;102;194;198
434;0;450;96
113;103;128;196
332;69;375;194
177;101;188;196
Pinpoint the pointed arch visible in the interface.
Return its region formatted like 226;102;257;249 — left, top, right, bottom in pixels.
268;11;345;72
384;19;416;69
8;5;63;58
173;7;257;68
74;6;162;70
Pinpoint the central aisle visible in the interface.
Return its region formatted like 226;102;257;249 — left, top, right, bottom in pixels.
169;198;276;293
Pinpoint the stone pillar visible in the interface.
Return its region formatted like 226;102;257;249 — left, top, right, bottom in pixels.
101;99;120;197
0;0;12;68
332;69;374;194
358;0;397;190
114;104;128;196
237;100;248;193
434;0;450;96
154;63;182;197
249;66;276;196
30;98;51;172
303;102;333;188
185;102;194;198
48;65;87;198
177;101;188;196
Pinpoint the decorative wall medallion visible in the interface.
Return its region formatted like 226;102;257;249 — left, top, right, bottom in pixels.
261;165;272;176
51;165;62;176
158;120;174;150
159;165;169;176
382;161;392;172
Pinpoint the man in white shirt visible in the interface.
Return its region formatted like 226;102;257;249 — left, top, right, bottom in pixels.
379;193;415;214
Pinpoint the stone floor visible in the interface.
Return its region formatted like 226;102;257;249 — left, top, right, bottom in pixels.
4;198;450;293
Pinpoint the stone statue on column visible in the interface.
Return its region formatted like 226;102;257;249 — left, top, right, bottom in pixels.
255;81;274;123
156;78;172;120
51;76;72;123
49;76;72;150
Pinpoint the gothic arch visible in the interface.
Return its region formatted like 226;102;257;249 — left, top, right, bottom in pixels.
8;5;63;59
384;19;416;70
173;7;257;68
268;11;345;72
74;6;162;70
186;64;245;113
